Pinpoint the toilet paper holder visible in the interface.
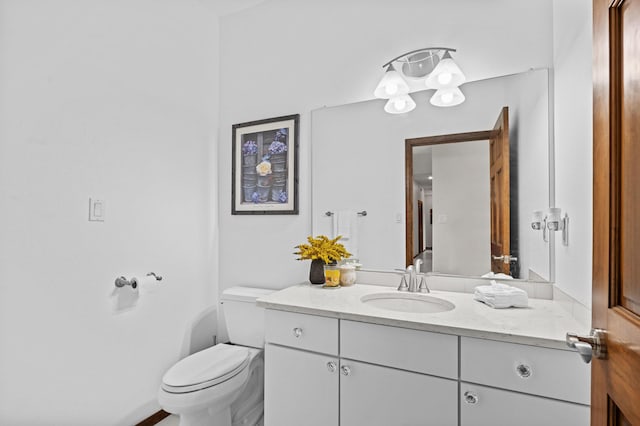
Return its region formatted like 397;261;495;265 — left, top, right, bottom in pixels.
114;272;163;289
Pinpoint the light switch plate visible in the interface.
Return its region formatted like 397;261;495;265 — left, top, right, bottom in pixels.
89;198;105;222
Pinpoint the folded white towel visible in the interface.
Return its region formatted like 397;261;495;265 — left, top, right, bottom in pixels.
474;281;528;309
481;271;514;279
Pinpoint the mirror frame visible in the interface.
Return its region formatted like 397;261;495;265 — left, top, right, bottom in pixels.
405;129;498;267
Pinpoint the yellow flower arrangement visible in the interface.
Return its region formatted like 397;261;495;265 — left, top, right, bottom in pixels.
294;235;351;264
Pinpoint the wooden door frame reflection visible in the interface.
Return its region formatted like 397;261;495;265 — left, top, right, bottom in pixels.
404;129;499;268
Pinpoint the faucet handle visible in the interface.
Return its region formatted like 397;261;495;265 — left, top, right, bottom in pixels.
418;274;430;293
397;275;409;292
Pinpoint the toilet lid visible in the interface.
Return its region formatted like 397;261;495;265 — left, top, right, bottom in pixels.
162;344;250;393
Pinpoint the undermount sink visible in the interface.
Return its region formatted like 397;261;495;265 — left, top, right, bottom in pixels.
360;292;455;314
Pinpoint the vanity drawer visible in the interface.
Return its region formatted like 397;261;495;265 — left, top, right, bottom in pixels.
460;337;590;404
340;320;458;379
265;309;338;355
460;382;590;426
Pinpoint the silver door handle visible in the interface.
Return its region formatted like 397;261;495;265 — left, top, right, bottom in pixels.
566;329;607;363
492;255;518;263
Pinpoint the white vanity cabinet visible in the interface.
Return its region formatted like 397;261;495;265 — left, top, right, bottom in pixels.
459;336;590;426
264;309;339;426
340;320;458;426
339;359;457;426
265;344;339;426
263;308;590;426
264;310;458;426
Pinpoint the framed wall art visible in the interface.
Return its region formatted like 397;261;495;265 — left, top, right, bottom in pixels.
231;114;299;215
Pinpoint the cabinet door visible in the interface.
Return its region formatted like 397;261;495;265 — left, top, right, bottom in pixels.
264;343;339;426
340;359;457;426
460;383;590;426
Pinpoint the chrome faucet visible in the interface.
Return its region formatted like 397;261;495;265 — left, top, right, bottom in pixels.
407;265;417;292
396;259;430;293
413;259;430;293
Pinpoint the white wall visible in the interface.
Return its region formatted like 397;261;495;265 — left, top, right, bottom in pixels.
553;0;593;307
0;1;219;424
218;0;554;289
425;192;433;249
506;70;552;281
432;141;491;276
413;181;421;256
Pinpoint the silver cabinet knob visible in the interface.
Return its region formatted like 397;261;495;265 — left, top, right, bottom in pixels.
516;364;532;378
326;361;337;373
463;391;478;404
293;327;303;338
340;365;351;376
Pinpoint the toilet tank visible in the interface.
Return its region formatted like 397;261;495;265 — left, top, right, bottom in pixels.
221;286;275;348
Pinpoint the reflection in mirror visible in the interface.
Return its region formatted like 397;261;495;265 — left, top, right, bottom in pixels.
406;108;510;279
311;69;551;282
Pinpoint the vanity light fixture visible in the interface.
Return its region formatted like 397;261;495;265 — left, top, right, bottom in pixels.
547;207;569;246
424;50;466;89
430;87;466;107
374;64;410;99
384;93;417;114
374;47;466;114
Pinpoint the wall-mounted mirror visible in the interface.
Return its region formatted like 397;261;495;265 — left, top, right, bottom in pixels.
311;69;551;281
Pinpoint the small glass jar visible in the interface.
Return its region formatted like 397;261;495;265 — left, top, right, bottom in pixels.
323;264;341;287
342;258;362;270
339;264;357;286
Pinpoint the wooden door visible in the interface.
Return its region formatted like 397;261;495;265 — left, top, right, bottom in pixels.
592;0;640;424
489;107;510;275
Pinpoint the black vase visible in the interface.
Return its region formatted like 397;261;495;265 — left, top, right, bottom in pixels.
309;259;326;285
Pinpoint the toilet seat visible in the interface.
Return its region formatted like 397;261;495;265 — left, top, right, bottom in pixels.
161;344;250;394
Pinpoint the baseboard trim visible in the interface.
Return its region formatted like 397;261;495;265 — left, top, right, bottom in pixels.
135;410;170;426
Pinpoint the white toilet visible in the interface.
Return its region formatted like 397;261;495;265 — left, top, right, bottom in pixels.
158;286;274;426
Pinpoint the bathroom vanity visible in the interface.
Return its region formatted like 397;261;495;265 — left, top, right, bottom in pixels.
258;283;591;426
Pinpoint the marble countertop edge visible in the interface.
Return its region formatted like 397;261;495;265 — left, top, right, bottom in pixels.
257;283;591;351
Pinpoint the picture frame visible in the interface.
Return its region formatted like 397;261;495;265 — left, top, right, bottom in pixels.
232;114;299;215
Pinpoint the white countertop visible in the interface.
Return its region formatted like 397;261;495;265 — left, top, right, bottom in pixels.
256;283;591;350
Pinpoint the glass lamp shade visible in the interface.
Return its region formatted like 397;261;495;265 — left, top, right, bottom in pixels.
424;51;466;89
374;64;410;99
430;87;465;107
384;94;416;114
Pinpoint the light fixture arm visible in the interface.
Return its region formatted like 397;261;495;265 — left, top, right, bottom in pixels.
382;47;457;68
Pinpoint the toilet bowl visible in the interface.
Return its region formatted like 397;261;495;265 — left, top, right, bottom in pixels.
158;286;274;426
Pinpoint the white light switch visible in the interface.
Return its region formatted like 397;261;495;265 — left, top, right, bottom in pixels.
438;214;448;224
89;198;105;222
